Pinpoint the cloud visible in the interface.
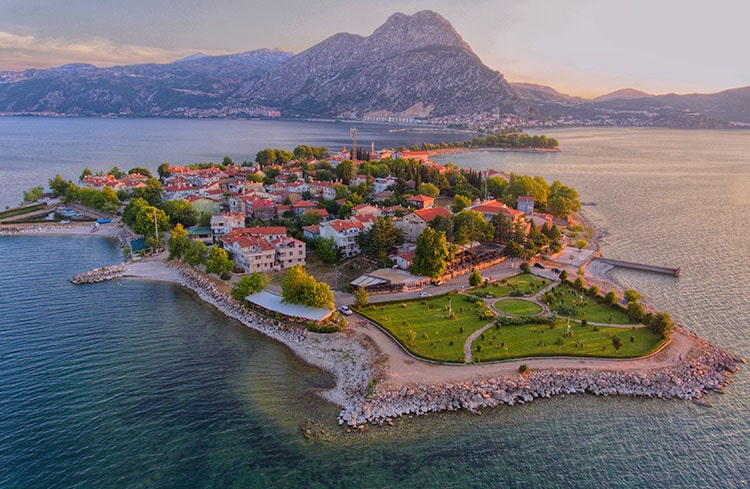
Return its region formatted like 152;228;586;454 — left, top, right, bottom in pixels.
0;31;226;70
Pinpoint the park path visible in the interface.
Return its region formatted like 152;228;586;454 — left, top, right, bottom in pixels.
463;321;496;363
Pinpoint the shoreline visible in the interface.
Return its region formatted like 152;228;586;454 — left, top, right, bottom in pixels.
426;146;560;157
6;221;744;427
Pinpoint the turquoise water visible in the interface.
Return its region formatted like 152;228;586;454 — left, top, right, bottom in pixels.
0;122;748;487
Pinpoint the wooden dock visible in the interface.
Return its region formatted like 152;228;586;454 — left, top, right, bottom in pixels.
593;258;680;276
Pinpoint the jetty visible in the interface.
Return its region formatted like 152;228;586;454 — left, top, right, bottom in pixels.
593;257;680;276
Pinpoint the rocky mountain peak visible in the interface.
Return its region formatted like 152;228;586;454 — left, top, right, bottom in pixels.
367;10;472;53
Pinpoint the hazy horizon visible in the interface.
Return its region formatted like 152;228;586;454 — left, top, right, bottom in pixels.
1;1;747;98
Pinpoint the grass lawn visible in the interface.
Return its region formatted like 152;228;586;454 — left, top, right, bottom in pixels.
471;320;665;362
356;294;492;363
542;282;632;324
473;273;551;298
494;299;544;317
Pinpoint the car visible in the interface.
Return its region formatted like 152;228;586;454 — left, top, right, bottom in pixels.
338;305;353;316
551;268;561;274
533;262;546;269
419;292;431;297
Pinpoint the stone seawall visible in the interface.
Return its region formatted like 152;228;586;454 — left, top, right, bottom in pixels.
71;264;126;284
350;334;742;426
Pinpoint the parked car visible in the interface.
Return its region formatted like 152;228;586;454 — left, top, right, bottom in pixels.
419;292;431;297
551;268;561;274
338;305;353;316
533;262;546;269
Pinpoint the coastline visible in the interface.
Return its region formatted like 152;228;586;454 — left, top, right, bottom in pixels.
7;221;743;427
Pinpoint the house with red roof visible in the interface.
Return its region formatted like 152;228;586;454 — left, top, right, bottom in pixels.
471;199;526;224
210;212;245;239
292;200;318;216
398;206;452;242
220;227;306;272
406;194;435;210
319;219;367;258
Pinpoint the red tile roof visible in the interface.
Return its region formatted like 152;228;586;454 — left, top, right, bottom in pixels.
413;206;452;222
407;194;435;203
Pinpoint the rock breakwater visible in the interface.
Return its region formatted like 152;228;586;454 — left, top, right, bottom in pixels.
349;333;742;426
71;264;126;284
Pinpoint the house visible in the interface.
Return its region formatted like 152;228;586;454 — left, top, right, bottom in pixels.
373;177;398;193
398;207;452;242
186;225;213;244
239;226;288;241
471;199;526;225
185;195;223;215
304;208;330;221
222;234;277;272
406;194;435;210
517;196;535;216
392;249;415;270
319;219;366;258
210;212;245;239
350;268;430;294
351;204;381;217
271;236;307;269
372;190;394;202
292;200;318;216
302;224;321;240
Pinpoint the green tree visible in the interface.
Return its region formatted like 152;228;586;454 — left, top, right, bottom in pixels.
603;291;618;306
573;276;585;290
231;272;269;301
453;210;494;246
502;173;549;208
107;166;125;179
246;173;264;183
354;286;369;308
281;265;334;309
79;168;92;181
612;335;624;351
624;289;642;304
205;246;234;277
429;214;454;241
130;178;163;206
410;227;454;279
357;216;404;262
157;163;172;179
313;237;338;264
127;167;153;178
184;240;208;266
335;160;356;185
256;148;277;166
575;239;588;251
627;302;645;323
648;312;674;339
23;186;44;203
134;206;169;238
48;174;72;198
451;194;471;213
160;199;198;228
468;269;483;287
167;223;190;260
122;197;150;227
417;182;440;197
520;261;531;273
547;180;581;218
559;269;568;281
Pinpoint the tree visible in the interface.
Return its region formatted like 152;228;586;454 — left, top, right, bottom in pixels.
520;261;531;273
256;148;277;166
281;265;334;310
410;227;454;279
354;286;369;308
160;199;198;228
157;163;172;179
627;302;645;323
547;181;581;218
648;312;674;339
575;239;587;251
451;194;471;213
121;197;150;226
417;182;440;197
130;178;163;206
357;217;404;262
558;269;568;281
573;276;585;290
205;246;234;277
503;173;549;208
127;167;153;178
134;206;169;239
49;174;72;198
23;186;44;203
453;210;494;246
107;166;125;179
79;168;92;181
429;214;454;241
313;237;338;264
184;240;208;267
336;160;356;184
612;335;624;351
486;177;508;199
603;291;617;306
468;269;483;287
167;223;190;260
624;289;642;304
231;273;269;301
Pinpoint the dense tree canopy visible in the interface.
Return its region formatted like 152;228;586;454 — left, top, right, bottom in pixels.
410;227;454;279
453;210;494;246
547;180;581;218
205;246;234;277
281;265;334;310
231;273;269;301
160;199;198;228
357;217;404;262
134;206;169;238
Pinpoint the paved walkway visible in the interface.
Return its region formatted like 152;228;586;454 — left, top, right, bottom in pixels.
463;321;495;363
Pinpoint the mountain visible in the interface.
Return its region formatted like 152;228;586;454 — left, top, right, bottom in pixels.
592;88;653;102
511;83;584;106
238;11;522;118
0;49;293;117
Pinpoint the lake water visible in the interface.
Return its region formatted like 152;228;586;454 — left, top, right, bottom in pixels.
0;120;748;488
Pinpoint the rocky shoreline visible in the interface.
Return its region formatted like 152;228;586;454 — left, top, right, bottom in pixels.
349;333;743;426
70;258;744;429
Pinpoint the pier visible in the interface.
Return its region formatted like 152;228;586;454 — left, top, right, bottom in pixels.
593;258;680;276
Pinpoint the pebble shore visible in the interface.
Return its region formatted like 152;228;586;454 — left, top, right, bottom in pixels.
69;259;744;428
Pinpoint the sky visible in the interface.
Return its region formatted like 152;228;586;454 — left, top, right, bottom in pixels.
0;0;747;98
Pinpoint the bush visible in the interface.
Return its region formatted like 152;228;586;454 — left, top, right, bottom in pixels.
520;262;531;273
519;364;529;374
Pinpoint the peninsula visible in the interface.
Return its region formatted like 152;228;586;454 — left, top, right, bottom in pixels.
3;140;743;428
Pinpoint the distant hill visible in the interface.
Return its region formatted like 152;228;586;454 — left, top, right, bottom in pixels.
592;88;654;102
511;83;584;106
